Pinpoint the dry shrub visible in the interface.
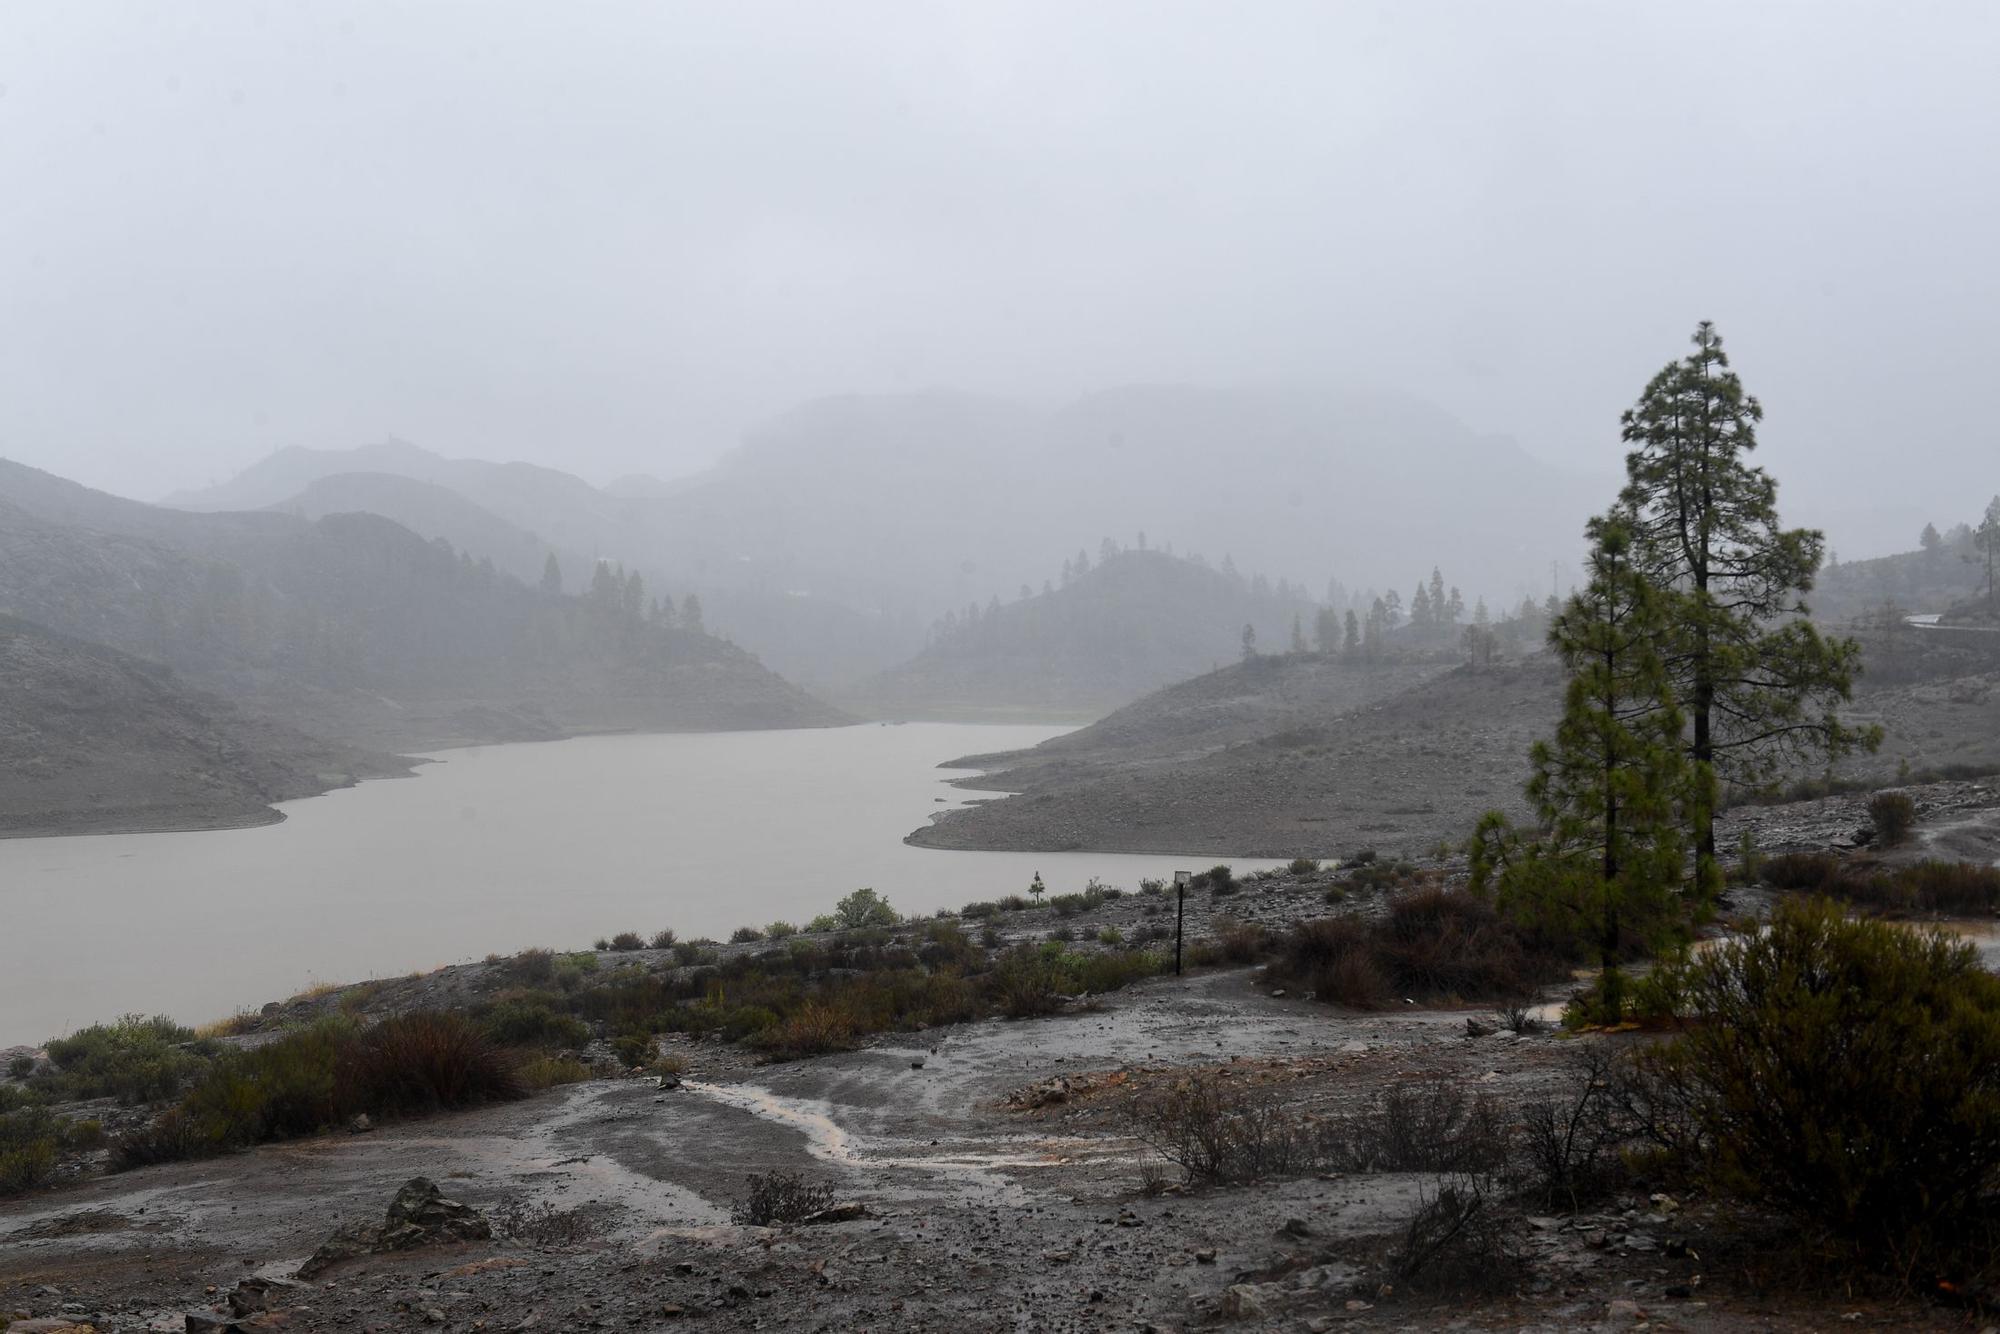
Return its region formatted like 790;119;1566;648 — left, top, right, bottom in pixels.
1389;1172;1520;1295
1760;851;1840;890
1376;887;1538;1000
770;999;858;1056
1134;1076;1340;1186
494;1196;602;1245
1208;918;1274;964
518;1055;591;1090
1867;791;1918;847
341;1012;523;1115
1352;1078;1508;1175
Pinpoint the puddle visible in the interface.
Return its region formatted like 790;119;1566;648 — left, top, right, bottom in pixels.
686;1080;1098;1206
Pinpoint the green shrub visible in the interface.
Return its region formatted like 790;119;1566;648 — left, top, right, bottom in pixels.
1198;865;1236;896
0;1102;63;1195
482;999;589;1049
960;900;999;919
7;1054;34;1079
730;926;765;943
833;888;900;929
1641;899;2000;1281
765;921;798;940
1098;927;1123;945
1761;851;1840;890
611;1031;655;1067
649;929;678;950
608;931;645;952
38;1015;211;1105
1288;857;1320;875
1867;791;1918;847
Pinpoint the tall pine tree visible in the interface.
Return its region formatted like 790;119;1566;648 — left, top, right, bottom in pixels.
1618;322;1874;886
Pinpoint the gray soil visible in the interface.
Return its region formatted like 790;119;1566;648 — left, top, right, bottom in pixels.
910;649;2000;860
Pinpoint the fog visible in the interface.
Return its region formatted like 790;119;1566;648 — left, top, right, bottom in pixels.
3;1;1996;555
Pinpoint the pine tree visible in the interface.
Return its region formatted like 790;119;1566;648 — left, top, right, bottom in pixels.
1428;567;1446;623
1290;613;1307;655
1920;522;1943;559
1618;322;1875;883
1342;610;1361;656
1973;497;2000;613
539;552;563;596
1314;606;1340;655
1410;583;1434;633
1240;623;1258;660
1510;519;1696;1017
681;593;704;634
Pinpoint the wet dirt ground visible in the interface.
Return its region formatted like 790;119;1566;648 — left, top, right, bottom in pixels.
0;968;1961;1332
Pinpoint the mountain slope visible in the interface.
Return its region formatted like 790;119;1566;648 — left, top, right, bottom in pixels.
850;549;1323;719
0;460;848;751
167;386;1609;693
0;615;407;836
911;656;1560;857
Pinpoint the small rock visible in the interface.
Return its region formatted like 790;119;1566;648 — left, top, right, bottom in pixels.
1607;1298;1644;1322
799;1203;870;1225
347;1113;373;1134
1664;1284;1694;1299
1279;1217;1313;1238
1193;1248;1218;1265
1219;1284;1274;1320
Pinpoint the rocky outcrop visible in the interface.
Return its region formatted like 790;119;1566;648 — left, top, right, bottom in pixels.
296;1178;491;1279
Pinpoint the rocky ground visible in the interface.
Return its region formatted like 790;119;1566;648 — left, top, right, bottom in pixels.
911;648;2000;860
0;969;1962;1334
8;780;1997;1333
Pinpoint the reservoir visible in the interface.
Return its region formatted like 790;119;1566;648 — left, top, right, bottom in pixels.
0;723;1275;1046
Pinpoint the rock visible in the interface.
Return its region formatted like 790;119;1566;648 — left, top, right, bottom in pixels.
1464;1018;1496;1037
1279;1216;1313;1238
1664;1284;1694;1299
347;1113;373;1134
909;1057;926;1069
1607;1298;1644;1322
184;1316;243;1333
1219;1284;1276;1320
296;1177;491;1279
799;1203;870;1225
1193;1248;1218;1264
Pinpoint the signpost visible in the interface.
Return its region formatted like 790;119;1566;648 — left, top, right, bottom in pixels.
1173;869;1191;976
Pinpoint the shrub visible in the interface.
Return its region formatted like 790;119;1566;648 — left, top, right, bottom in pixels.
1134;1076;1340;1186
1098;927;1123;946
1761;851;1840;890
833;888;900;929
1209;918;1272;965
605;931;643;952
1868;791;1918;847
672;941;715;966
1762;852;2000;914
1273;916;1386;1008
0;1102;65;1195
649;929;678;950
1048;925;1075;943
518;1055;591;1090
339;1012;523;1116
38;1015;210;1105
731;1170;837;1226
960;900;999;920
1198;865;1236;896
494;1196;602;1246
730;926;765;943
1641;898;2000;1281
610;1031;655;1067
482;999;589;1049
7;1054;35;1079
765;921;798;940
510;948;557;983
1288;857;1320;875
592;938;610;951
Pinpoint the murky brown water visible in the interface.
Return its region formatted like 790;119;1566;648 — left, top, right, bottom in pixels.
0;723;1278;1045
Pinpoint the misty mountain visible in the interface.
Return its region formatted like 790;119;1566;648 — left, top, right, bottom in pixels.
0;613;407;836
271;472;559;588
0;459;846;751
850;547;1325;719
168;387;1605;696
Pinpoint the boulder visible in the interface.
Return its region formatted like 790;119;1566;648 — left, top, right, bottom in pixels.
296;1177;491;1279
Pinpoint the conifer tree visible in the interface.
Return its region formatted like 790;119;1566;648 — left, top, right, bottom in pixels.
539;552;563;595
681;592;704;634
1342;609;1361;656
1506;519;1696;1017
1240;623;1257;660
1410;583;1433;632
1973;496;2000;613
1618;322;1875;882
1290;613;1307;655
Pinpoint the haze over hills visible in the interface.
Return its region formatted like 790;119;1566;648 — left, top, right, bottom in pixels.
163;385;1609;695
849;547;1325;719
0;459;846;755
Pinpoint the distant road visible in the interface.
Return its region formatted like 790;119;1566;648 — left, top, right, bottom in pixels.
1905;612;2000;634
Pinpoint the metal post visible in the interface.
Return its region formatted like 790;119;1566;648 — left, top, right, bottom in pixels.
1173;869;1191;976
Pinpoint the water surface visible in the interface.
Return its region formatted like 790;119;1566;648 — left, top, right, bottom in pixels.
1;724;1274;1045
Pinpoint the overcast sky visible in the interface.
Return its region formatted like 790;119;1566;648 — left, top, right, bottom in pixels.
2;2;1995;553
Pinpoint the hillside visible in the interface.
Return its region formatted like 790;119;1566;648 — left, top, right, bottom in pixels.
0;615;407;836
911;627;2000;858
165;388;1608;692
0;460;848;753
912;656;1560;857
273;472;558;588
848;549;1324;719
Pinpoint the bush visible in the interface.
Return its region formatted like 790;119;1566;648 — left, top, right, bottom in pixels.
1762;852;2000;913
607;931;645;952
1868;791;1918;847
1288;857;1320;875
610;1031;655;1067
1760;851;1840;890
7;1054;35;1079
510;948;557;983
1641;898;2000;1282
339;1012;523;1117
731;1170;837;1226
1209;918;1273;965
833;888;899;929
518;1055;591;1090
1198;865;1236;896
1098;927;1123;946
482;998;589;1049
649;929;678;950
1134;1076;1341;1186
38;1015;210;1105
765;921;798;940
730;926;765;943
